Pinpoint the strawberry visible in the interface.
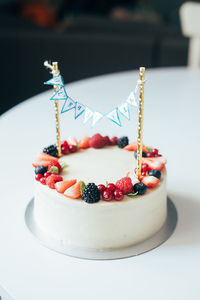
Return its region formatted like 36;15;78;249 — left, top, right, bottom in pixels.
126;171;140;186
66;136;78;146
47;161;62;173
141;157;167;171
89;134;104;149
46;174;63;189
64;181;82;199
79;136;90;149
36;153;58;162
55;179;77;194
141;176;160;188
32;160;49;168
124;141;147;152
115;177;133;195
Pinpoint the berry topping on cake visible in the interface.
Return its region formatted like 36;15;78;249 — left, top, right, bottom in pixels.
111;136;118;145
102;189;113;201
82;183;100;203
148;169;161;179
35;173;43;181
114;189;124;201
55;179;77;194
32;153;59;167
141;176;160;188
69;145;77;153
141;157;166;171
89;134;105;149
43;144;58;157
44;171;51;178
35;166;47;175
47;161;62;173
117;136;129;148
79;136;90;149
126;172;140;185
61;140;69;154
46;174;63;189
97;184;106;195
103;136;112;146
64;181;82;199
133;182;147;195
115;177;133;194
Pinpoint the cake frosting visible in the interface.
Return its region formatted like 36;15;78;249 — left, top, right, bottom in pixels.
33;145;167;249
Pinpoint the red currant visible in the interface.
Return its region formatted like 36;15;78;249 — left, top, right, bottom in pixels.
35;174;43;181
107;183;116;192
69;145;77;153
114;189;124;201
152;148;158;156
111;136;118;145
44;172;51;178
98;184;106;195
40;177;46;185
141;163;149;172
102;189;113;201
146;152;152;157
141;171;147;176
61;144;69;154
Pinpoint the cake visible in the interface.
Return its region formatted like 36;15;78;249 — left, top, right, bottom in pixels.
33;134;167;250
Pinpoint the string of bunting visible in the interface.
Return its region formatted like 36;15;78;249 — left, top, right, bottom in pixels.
44;74;140;127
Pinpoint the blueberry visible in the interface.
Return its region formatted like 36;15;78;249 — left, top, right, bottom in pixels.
149;170;161;179
134;151;147;159
133;182;147;195
35;165;47;175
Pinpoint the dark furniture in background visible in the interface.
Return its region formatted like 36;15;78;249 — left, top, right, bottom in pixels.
0;13;188;115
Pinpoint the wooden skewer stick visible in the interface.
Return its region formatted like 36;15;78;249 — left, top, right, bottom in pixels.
136;67;145;178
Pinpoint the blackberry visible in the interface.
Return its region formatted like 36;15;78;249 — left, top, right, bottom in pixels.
43;144;58;157
35;165;47;175
149;169;161;179
82;183;100;203
133;182;147;195
134;151;147;159
117;136;129;148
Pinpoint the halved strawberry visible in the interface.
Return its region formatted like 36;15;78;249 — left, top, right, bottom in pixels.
141;176;160;188
36;153;58;162
66;136;78;146
124;141;147;152
55;179;77;193
64;181;82;199
79;136;90;149
126;171;140;185
32;160;49;168
141;156;167;171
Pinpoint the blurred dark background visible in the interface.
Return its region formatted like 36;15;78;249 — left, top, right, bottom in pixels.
0;0;193;114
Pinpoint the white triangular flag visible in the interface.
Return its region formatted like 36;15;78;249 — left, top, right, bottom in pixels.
61;97;76;113
106;108;121;126
91;112;103;127
118;102;130;120
44;75;64;87
50;86;68;101
83;107;94;124
75;102;85;119
126;91;139;108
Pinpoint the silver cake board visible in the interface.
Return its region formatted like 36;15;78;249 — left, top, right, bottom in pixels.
25;197;177;260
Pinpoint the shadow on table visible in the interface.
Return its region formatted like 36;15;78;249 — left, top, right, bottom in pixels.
166;191;200;246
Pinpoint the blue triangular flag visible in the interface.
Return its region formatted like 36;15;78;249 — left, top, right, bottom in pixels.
106;108;121;126
83;107;94;124
50;86;68;101
118;102;130;120
75;102;85;119
44;75;64;87
61;97;76;113
126;91;139;108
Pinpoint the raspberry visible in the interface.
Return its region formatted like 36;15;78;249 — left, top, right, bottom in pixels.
103;136;112;146
46;174;63;189
115;177;133;195
89;134;104;149
47;161;62;173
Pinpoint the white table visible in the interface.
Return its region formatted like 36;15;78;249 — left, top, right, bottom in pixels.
1;67;200;300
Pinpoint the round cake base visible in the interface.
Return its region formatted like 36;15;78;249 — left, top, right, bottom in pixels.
25;197;177;260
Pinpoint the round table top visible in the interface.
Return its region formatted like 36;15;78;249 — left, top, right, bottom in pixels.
1;67;200;300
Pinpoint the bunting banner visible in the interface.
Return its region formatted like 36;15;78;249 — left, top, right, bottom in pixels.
44;75;64;87
45;76;140;127
50;86;68;101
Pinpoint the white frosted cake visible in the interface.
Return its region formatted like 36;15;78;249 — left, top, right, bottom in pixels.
33;135;167;250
